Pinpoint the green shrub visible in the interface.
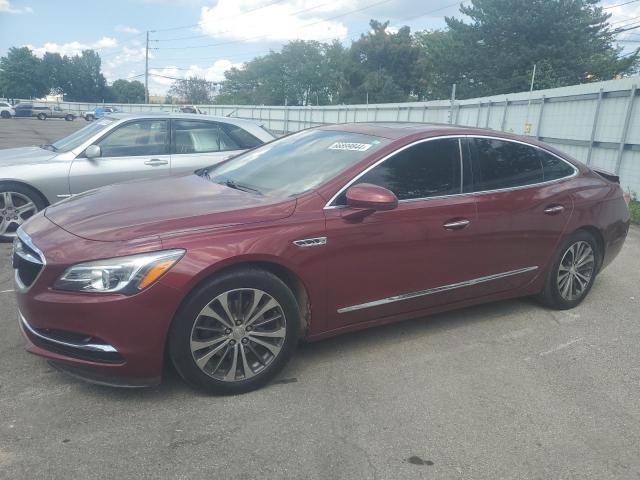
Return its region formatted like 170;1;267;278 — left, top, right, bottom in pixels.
630;199;640;225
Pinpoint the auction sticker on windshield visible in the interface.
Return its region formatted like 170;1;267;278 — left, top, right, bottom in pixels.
328;142;373;152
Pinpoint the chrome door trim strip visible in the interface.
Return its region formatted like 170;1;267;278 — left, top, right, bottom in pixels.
324;134;578;209
337;266;539;314
19;311;118;353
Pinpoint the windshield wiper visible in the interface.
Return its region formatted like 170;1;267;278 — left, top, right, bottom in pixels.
217;179;262;195
40;144;58;152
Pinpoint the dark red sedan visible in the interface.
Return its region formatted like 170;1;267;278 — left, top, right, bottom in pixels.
13;123;630;394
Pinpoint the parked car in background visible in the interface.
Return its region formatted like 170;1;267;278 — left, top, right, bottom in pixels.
83;106;118;121
11;124;630;394
0;113;274;240
179;105;206;114
0;102;15;119
34;105;75;121
13;103;33;117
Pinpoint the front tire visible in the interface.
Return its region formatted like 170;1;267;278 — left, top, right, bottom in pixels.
37;113;46;120
85;114;94;122
538;230;600;310
169;268;300;395
0;183;46;241
0;111;10;119
65;114;74;121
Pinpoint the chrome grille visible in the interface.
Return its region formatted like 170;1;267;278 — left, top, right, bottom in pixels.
13;229;45;290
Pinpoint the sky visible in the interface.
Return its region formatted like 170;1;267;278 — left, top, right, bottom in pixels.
1;0;639;95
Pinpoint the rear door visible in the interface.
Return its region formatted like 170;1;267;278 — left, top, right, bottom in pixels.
69;119;171;193
171;120;263;174
468;137;576;292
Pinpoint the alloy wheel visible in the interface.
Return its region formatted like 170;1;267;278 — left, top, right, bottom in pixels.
190;288;287;382
557;240;595;301
0;192;38;238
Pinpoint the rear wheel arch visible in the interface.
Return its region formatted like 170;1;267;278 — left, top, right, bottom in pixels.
572;226;605;271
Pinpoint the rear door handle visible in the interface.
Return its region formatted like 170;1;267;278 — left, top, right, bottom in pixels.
144;159;168;166
544;205;564;215
443;219;470;231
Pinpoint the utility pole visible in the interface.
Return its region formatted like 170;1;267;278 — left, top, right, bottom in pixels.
145;31;149;104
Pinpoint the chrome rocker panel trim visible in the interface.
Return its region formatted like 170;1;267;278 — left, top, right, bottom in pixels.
337;266;539;314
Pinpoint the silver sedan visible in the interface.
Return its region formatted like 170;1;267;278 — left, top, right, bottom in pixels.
0;113;275;240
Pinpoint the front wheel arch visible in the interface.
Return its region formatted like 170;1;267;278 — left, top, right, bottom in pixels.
0;180;50;208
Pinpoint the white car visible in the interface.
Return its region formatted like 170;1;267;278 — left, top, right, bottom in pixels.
82;107;119;121
0;102;15;119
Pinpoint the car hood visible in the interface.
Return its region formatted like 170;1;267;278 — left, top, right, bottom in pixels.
0;146;57;166
44;174;297;242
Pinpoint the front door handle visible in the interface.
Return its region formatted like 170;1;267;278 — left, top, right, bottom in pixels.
443;218;470;231
144;158;168;166
544;205;564;215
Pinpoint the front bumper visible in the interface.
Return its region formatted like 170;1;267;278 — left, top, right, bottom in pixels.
14;214;184;387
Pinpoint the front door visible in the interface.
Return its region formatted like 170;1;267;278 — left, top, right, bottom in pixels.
69;119;171;194
323;137;482;328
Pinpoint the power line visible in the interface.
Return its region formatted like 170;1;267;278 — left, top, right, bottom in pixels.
604;0;640;9
154;0;396;50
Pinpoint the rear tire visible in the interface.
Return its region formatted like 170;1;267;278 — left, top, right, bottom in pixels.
537;230;600;310
169;268;300;395
37;113;46;120
85;114;94;122
65;114;74;121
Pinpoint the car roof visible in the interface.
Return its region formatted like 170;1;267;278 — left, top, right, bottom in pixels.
105;112;266;128
318;122;530;142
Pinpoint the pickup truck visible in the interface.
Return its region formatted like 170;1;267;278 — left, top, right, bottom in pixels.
34;105;76;121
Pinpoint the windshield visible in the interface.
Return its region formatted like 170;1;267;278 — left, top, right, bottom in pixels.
51;117;115;152
206;129;389;197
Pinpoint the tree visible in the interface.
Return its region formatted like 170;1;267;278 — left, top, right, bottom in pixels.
0;47;48;99
108;79;145;103
40;52;71;96
341;20;424;103
168;77;217;104
421;0;640;99
64;50;108;101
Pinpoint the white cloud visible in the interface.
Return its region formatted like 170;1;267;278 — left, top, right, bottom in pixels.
148;59;242;94
198;0;350;42
27;37;119;57
115;25;140;34
0;0;32;14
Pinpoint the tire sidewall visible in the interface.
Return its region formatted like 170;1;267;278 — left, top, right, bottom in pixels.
169;269;300;395
545;231;600;309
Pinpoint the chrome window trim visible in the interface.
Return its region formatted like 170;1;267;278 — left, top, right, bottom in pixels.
337;266;539;314
13;227;46;293
19;311;118;353
324;134;578;209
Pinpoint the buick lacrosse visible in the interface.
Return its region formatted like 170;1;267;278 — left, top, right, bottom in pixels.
13;123;630;394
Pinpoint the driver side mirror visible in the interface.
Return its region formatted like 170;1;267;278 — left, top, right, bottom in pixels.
85;144;101;159
343;183;398;220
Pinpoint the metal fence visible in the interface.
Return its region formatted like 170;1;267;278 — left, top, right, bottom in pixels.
19;75;640;194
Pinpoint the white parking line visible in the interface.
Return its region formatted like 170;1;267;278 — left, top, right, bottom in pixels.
0;289;14;294
539;337;584;356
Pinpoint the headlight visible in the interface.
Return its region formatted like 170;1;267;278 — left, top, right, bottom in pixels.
54;249;184;294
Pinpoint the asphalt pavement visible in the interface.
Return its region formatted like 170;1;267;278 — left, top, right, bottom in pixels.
0;119;639;479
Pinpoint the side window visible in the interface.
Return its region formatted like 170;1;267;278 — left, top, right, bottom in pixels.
172;120;244;154
339;138;461;203
222;124;263;149
538;150;575;181
98;120;168;157
471;138;543;191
